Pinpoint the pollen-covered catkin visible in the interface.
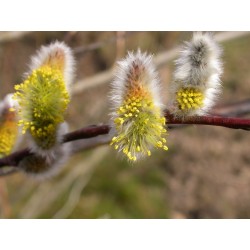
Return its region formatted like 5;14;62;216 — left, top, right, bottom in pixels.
170;32;223;117
110;50;168;162
13;42;75;158
0;94;19;157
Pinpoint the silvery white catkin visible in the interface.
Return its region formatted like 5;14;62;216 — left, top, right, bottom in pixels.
110;49;163;114
171;32;223;116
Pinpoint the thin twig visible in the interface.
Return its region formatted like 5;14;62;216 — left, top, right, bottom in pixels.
63;124;109;142
165;112;250;130
73;36;117;55
1;113;250;169
0;125;109;168
0;168;18;177
0;32;31;43
212;99;250;117
73;32;133;55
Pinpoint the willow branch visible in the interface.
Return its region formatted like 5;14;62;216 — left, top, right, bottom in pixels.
0;125;110;168
1;113;250;170
165;112;250;130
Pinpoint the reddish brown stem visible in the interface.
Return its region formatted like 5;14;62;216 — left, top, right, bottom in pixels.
165;112;250;130
63;125;110;142
0;114;250;169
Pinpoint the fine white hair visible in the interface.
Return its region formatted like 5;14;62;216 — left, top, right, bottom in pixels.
27;41;75;93
28;122;69;161
0;93;17;115
110;49;164;118
20;122;71;180
170;32;223;116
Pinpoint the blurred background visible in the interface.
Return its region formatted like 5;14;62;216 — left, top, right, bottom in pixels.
0;31;250;218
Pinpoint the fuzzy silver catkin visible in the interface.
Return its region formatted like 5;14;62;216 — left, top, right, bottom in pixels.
19;143;71;181
19;122;71;180
27;41;75;93
170;32;223;116
110;49;163;114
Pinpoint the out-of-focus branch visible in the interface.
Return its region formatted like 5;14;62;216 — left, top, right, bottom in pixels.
72;31;250;95
73;36;117;55
72;68;114;94
212;99;250;117
116;31;126;60
0;32;31;43
73;32;133;55
1;112;250;170
0;168;18;176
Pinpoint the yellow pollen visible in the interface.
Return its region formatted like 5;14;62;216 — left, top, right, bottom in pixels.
13;65;69;149
176;87;204;111
111;87;168;161
0;117;18;156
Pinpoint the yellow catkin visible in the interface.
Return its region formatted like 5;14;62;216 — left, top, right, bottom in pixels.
13;65;69;149
0;111;18;156
111;85;168;161
176;87;204;112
